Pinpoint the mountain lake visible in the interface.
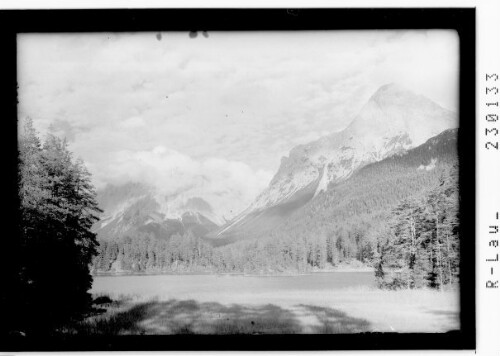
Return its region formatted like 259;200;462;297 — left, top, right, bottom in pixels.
90;272;460;334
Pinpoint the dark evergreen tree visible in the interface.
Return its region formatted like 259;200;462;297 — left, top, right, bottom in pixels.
16;118;102;334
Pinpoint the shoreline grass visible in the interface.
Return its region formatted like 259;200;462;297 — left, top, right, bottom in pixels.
66;286;460;335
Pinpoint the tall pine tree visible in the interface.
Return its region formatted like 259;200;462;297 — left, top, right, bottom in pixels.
16;117;102;334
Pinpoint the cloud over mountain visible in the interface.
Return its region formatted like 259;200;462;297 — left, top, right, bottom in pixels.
17;31;458;221
95;145;272;219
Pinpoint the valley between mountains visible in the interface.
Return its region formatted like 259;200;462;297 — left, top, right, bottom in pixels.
92;83;459;276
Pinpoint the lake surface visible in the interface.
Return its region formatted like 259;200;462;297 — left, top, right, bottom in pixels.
91;272;375;299
90;272;460;333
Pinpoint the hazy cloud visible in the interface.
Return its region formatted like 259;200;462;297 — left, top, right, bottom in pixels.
95;145;272;216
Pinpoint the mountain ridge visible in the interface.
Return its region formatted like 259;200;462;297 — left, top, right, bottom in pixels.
93;184;222;242
212;83;457;241
207;128;458;247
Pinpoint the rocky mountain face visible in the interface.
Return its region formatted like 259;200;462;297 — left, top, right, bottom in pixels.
93;183;221;242
270;128;459;241
211;84;457;242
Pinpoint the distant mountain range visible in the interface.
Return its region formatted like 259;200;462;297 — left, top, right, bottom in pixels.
93;183;221;242
93;83;458;246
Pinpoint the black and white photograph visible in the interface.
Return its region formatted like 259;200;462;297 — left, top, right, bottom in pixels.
15;28;463;336
0;7;481;351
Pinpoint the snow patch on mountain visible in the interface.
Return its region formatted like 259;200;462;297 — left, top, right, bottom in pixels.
418;158;438;171
154;193;226;226
314;166;329;198
216;211;248;237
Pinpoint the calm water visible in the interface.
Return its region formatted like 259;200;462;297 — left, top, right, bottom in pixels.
91;272;375;299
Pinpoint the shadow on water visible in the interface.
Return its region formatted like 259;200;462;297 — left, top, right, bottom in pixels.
77;299;372;335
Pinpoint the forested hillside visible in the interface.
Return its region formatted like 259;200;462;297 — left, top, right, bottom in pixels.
260;128;458;261
92;129;459;285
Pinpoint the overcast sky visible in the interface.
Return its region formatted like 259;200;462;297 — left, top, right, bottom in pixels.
18;30;458;217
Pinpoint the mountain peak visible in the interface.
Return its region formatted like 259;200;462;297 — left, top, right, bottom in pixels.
375;82;398;92
346;83;456;146
228;84;457;221
368;83;417;104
